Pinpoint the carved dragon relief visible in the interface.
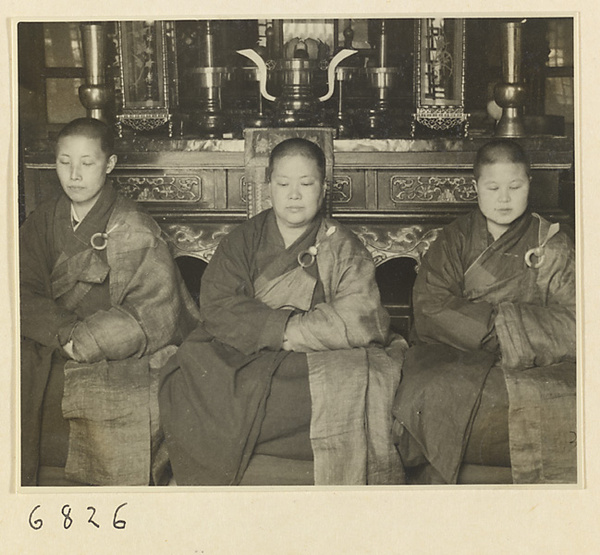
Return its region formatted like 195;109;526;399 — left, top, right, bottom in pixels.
114;175;202;202
161;221;440;267
161;222;236;263
350;224;441;267
331;174;352;204
390;175;477;203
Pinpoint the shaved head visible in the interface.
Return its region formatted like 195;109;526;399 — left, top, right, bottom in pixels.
56;117;115;157
474;139;530;180
267;138;326;183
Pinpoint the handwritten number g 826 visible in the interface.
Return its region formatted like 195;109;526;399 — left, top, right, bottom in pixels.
28;504;127;530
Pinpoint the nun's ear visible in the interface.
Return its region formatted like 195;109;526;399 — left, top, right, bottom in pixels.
106;154;118;174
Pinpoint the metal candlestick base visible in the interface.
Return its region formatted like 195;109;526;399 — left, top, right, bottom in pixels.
364;108;395;139
335;66;356;138
335;112;355;139
240;67;272;128
363;67;398;138
191;109;229;138
494;82;527;137
244;114;272;128
190;67;230;138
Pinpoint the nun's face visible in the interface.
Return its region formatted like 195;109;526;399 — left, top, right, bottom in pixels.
475;161;530;240
56;134;117;218
269;154;325;234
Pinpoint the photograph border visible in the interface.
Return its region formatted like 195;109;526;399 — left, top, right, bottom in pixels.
2;2;598;553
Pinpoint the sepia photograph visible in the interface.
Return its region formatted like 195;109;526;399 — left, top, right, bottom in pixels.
5;3;600;553
16;16;577;489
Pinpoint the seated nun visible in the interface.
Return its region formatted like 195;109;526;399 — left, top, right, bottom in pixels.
159;138;407;486
20;118;199;486
393;139;577;484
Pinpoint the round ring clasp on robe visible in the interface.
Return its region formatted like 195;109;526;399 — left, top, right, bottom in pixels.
525;247;545;268
90;232;109;251
298;245;318;268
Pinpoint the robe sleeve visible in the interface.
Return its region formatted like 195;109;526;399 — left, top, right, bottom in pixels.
412;226;498;352
19;207;78;349
199;232;293;356
283;231;390;352
494;233;576;370
70;219;198;363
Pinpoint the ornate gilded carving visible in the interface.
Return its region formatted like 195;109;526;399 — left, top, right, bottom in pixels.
390;175;477;203
239;175;248;204
414;106;470;133
161;223;236;263
116;115;173;136
412;18;469;137
114;175;202;201
351;224;440;267
331;175;352;203
162;221;439;267
115;21;179;137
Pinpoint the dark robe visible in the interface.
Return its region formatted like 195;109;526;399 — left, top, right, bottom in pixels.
393;209;576;484
20;183;199;486
159;210;405;486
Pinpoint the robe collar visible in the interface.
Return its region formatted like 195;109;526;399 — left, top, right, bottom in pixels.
258;210;322;284
54;181;118;260
50;182;117;300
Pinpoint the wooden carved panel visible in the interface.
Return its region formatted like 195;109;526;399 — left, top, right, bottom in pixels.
331;174;353;204
349;224;441;267
114;174;202;202
239;175;247;204
161;222;236;263
390;174;477;203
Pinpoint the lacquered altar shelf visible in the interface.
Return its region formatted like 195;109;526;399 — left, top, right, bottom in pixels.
25;134;573;164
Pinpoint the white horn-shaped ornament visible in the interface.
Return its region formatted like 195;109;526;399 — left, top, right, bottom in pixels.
237;49;277;102
318;49;357;102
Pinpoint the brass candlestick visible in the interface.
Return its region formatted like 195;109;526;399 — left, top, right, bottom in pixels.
364;20;398;138
191;21;230;137
495;21;526;137
334;66;356;138
241;66;272;128
79;23;112;122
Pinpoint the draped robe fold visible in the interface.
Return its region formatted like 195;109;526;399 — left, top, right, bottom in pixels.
159;209;406;485
393;209;576;484
20;183;199;486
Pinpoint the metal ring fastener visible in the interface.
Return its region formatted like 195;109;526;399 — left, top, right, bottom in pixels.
297;245;318;268
90;232;109;251
525;247;545;268
297;250;316;269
